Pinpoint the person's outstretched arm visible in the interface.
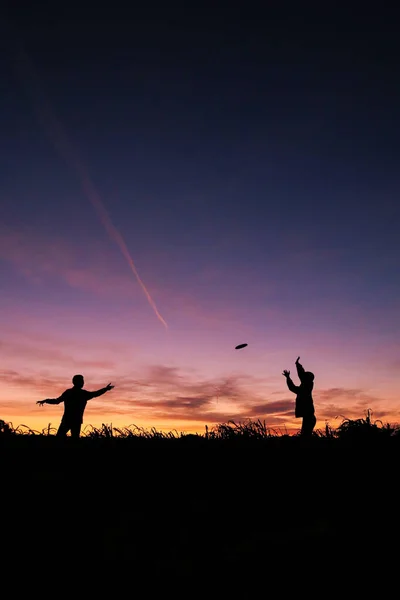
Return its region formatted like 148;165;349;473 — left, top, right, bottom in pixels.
295;356;306;382
86;383;115;400
282;370;299;394
37;395;64;406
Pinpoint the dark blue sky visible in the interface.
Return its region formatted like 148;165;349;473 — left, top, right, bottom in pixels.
1;3;399;430
3;6;399;232
2;3;399;292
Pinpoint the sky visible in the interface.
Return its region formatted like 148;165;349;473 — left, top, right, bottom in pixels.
0;3;399;434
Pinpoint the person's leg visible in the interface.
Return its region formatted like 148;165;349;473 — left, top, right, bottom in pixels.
311;414;317;433
70;422;82;439
301;414;317;436
56;420;70;437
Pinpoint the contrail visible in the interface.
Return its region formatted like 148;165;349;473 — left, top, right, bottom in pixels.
7;32;168;329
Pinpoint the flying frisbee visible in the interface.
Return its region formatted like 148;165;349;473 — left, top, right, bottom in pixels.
235;343;248;350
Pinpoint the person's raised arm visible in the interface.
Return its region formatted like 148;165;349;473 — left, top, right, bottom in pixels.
282;370;299;394
86;383;114;400
295;356;306;382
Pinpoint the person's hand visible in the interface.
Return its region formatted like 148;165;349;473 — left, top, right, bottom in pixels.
295;356;300;364
106;383;114;391
36;400;46;406
282;370;290;378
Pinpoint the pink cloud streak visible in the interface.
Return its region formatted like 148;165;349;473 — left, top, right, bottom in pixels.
0;225;149;300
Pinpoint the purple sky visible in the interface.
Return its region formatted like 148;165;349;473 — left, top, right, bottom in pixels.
1;4;399;433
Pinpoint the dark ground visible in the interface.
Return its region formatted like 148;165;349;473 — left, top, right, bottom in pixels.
2;434;398;588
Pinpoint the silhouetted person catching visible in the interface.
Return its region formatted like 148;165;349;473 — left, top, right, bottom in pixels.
283;357;316;436
36;374;114;438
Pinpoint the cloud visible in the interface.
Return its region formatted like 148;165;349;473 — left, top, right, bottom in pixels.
311;386;394;425
247;400;294;416
318;388;370;401
160;396;211;410
0;369;67;394
2;358;398;431
0;357;292;427
145;365;183;386
317;387;383;409
85;367;291;427
0;225;146;300
0;339;116;371
0;225;247;329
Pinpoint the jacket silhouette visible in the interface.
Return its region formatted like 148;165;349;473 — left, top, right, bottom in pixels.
283;357;316;436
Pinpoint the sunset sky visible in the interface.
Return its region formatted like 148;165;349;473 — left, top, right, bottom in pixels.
1;4;399;435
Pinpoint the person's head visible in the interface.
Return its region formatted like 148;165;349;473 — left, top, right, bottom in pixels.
72;374;84;388
305;371;315;382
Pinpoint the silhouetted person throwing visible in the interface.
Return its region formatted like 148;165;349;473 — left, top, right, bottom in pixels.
283;357;316;436
36;374;114;438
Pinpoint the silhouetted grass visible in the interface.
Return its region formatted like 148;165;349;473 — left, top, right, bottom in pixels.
2;409;399;442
